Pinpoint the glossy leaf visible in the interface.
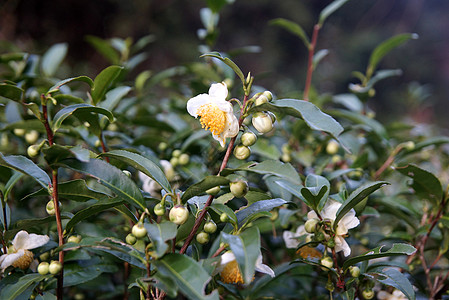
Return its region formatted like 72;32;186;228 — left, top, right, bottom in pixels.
0;273;50;300
0;83;23;101
329;109;387;139
47;76;93;94
144;221;178;258
334;181;388;231
100;86;131;111
41;43;68;77
52;103;115;133
43;144;91;165
154;253;219;300
221;227;261;284
56;158;145;209
100;149;172;194
236;198;287;227
210;203;238;226
3;171;24;201
270;18;310;48
275;179;305;202
200;52;245;85
374;268;415;300
91;65;123;105
319;0;349;26
181;175;229;202
250;99;344;140
85;36;120;64
301;174;330;212
0;153;51;188
63;261;118;287
93;238;146;269
342;243;416;270
313;49;329;69
222;160;301;183
395;164;443;204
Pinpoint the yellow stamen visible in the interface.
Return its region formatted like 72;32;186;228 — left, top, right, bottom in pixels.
12;250;34;270
220;260;244;284
197;103;226;135
296;246;322;259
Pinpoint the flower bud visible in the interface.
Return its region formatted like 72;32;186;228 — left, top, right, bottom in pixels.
67;235;81;244
172;149;182;158
252;112;273;134
153;203;166;216
169;205;189;225
230;181;248;198
158;142;168;151
13;128;26;136
304;219;319;233
132;223;148;238
46;200;55;215
240;131;257;146
27;145;40;157
326;140;339;155
270;210;279;221
233;145;250;160
39;252;50;261
122;170;132;177
404;141;415;151
206;186;221;195
220;212;229;223
314;231;325;242
169;157;179;167
327;238;336;248
349;266;360;277
203;221;217;234
178;153;190;165
262;91;273;101
94;139;101;147
25;130;39;144
126;233;137;245
320;257;333;270
362;289;374;299
38;262;50;275
196;231;210;244
49;261;62;275
281;153;291;163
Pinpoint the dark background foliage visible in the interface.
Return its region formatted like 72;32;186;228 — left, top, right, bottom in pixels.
1;0;448;128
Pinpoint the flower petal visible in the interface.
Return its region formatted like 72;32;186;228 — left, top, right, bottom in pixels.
283;230;300;249
0;250;23;271
334;236;351;257
220;251;236;266
13;231;49;250
186;94;211;117
255;255;275;277
208;82;228;100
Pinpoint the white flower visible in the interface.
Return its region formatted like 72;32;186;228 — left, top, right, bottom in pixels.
187;82;239;147
307;199;360;257
139;160;175;197
0;230;49;272
217;251;275;284
283;225;310;249
377;289;407;300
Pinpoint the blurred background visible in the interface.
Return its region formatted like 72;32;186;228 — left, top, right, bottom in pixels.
1;0;448;129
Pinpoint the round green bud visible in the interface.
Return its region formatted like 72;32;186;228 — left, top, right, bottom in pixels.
281;144;291;154
132;223;148;239
252;112;273;134
169;157;179;167
39;252;50;261
326;140;339;155
154;203;166;216
172;149;182;158
233;145;251;160
267;112;276;123
126;233;137;245
108;123;118;131
169;205;189;225
46;200;55;215
203;221;217;234
27;145;40;157
220;212;229;223
230;181;249;198
262;91;273;101
404;141;415;151
13;128;26;136
205;186;221;195
74;293;85;300
37;262;50;275
320;257;333;270
67;235;81;244
281;153;291;162
362;289;374;300
349;266;360;278
158;142;168;151
241;131;257;147
196;231;210;244
122;170;132;177
254;94;269;106
178;153;190;165
270;210;279;221
25;130;39;144
304;219;319;233
49;260;62;275
94;139;102;147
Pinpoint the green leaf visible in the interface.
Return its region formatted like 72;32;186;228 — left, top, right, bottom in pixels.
374;268;415;300
4;171;24;201
93;238;146;269
329;109;388;139
236;198;287;227
313;49;329;69
153;253;219;300
91;65;123;105
270;18;310;48
201;52;245;86
367;33;418;78
342;243;416;271
319;0;350;26
181;176;229;202
65;198;123;233
63;260;118;287
221;227;261;284
395;164;443;204
99;86;131;111
144;221;177;258
52;103;114;133
56;158;145;210
301;174;330;211
85;36;120;64
47;76;93;94
334;181;388;231
0;273;50;300
43;144;91;165
0;83;23;101
100;149;172;194
41;43;68;77
0;154;51;189
275;179;305;201
5;215;70;240
210;203;238;226
250;99;344;140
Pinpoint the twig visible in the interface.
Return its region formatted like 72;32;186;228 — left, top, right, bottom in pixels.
303;24;321;101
